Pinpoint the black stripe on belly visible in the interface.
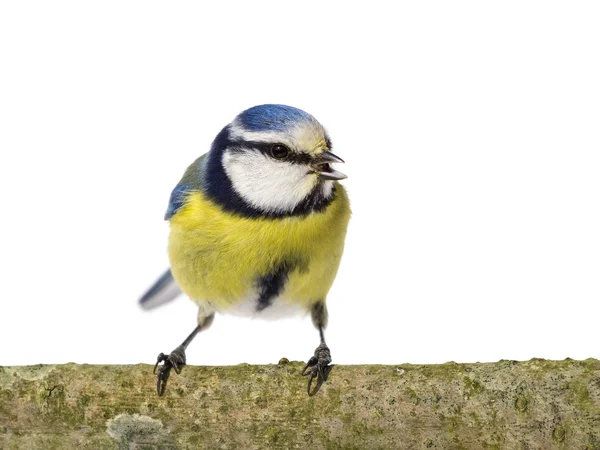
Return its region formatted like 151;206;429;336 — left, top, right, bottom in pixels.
256;264;293;311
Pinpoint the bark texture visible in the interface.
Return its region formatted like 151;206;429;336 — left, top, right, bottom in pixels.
1;359;599;449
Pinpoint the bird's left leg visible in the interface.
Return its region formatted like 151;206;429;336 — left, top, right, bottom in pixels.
154;311;214;396
302;301;333;396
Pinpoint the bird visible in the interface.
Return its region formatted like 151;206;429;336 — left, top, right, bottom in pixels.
139;104;351;396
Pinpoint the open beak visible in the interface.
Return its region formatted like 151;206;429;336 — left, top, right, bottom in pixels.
311;152;347;181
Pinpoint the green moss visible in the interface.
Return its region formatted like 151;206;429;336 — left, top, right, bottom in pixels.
446;414;463;433
584;433;600;450
258;423;299;447
462;376;484;398
41;384;66;410
264;426;279;443
468;411;481;426
2;361;599;448
552;425;567;443
78;393;92;407
351;420;370;437
498;359;519;366
524;357;599;381
323;387;342;413
481;442;502;450
566;380;594;411
514;394;529;413
218;404;229;414
404;387;419;405
418;362;464;381
449;434;468;450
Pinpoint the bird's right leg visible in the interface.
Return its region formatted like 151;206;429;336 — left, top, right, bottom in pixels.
302;302;333;396
154;311;214;396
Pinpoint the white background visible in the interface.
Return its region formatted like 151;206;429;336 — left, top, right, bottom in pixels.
1;2;599;368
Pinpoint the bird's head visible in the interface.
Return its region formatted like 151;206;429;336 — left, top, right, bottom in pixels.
208;104;346;217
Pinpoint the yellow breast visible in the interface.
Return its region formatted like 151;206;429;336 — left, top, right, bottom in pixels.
168;185;351;310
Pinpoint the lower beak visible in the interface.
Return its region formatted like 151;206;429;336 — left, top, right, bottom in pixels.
312;152;347;181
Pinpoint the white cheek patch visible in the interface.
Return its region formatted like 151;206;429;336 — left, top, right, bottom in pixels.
320;179;334;199
222;150;320;214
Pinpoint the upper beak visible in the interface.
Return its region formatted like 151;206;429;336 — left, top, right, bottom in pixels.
312;152;347;181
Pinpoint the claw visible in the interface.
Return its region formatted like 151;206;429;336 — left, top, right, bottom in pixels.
156;366;168;396
302;344;332;396
301;356;318;376
153;346;186;396
306;368;324;396
153;353;166;374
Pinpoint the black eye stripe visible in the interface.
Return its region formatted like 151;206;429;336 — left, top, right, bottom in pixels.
229;140;312;165
289;152;312;165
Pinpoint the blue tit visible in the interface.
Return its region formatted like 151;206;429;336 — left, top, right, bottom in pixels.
140;104;351;396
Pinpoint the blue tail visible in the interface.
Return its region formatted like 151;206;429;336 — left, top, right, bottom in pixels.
139;269;182;310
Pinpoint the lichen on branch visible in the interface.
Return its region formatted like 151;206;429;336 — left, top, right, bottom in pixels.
1;359;599;449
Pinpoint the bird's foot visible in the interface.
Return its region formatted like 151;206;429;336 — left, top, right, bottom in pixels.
302;343;332;396
153;345;186;396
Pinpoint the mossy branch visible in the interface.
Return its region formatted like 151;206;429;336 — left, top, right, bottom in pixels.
1;359;599;449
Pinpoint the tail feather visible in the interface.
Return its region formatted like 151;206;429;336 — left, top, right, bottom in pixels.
139;269;182;310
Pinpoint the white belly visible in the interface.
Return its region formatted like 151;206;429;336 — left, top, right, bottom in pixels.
220;293;307;320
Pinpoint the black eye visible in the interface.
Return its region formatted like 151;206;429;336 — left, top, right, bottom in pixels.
270;144;289;159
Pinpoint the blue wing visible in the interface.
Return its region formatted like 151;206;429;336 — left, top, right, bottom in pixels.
140;155;207;309
164;183;190;220
164;154;207;220
138;269;182;310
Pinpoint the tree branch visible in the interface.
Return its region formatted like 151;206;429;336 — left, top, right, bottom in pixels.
1;359;599;449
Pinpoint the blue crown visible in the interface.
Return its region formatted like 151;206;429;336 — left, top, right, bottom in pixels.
236;104;316;132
